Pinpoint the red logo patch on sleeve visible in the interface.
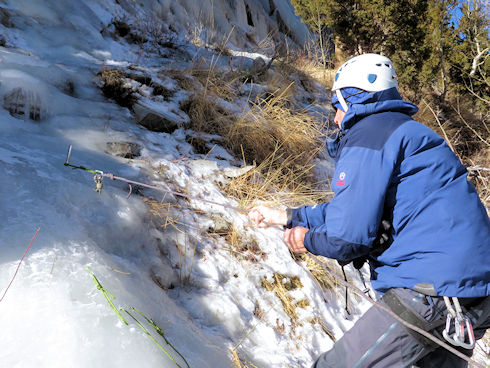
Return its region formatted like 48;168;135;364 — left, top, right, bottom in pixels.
336;172;346;186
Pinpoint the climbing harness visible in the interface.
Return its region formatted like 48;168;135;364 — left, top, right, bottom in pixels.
304;254;483;367
443;296;476;350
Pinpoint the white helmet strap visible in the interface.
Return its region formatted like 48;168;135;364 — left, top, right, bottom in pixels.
336;89;349;112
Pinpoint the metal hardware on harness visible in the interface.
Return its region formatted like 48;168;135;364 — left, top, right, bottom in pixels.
306;254;478;366
94;172;103;194
442;296;476;349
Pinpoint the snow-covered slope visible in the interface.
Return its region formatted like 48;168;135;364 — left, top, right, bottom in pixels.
0;1;371;368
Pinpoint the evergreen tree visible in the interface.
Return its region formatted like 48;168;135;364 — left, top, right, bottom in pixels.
291;0;428;93
420;0;458;103
291;0;488;106
451;0;489;111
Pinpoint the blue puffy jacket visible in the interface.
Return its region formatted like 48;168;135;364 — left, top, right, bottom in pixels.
288;88;490;297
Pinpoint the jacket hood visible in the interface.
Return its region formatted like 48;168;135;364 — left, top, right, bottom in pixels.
340;88;419;130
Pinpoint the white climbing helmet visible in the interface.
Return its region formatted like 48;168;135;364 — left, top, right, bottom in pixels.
332;54;398;111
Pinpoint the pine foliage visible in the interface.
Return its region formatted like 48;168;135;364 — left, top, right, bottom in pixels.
291;0;489;109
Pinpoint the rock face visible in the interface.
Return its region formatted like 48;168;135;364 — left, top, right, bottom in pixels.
113;0;310;53
3;87;47;121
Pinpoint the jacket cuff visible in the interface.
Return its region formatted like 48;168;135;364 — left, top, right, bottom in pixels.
286;207;305;229
285;208;293;227
303;230;314;253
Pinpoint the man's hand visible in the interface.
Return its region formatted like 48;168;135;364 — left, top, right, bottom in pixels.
283;226;308;253
248;206;287;227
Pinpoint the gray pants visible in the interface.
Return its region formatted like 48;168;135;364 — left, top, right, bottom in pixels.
312;289;489;368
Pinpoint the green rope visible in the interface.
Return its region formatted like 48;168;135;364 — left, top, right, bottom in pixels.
122;309;185;368
131;307;190;368
64;162;100;174
85;267;189;367
85;266;129;325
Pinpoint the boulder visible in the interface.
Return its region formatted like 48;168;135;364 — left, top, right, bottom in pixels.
138;112;178;133
133;101;185;133
105;141;142;159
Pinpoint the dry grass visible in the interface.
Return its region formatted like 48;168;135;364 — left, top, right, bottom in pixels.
297;254;341;292
144;197;201;231
98;67;135;108
208;225;267;263
261;273;309;325
223;148;332;210
308;316;336;342
228;86;327;164
178;65;330;211
278;45;347;89
181;92;235;134
414;95;490;210
171;55;240;101
467;147;490;210
276;57;335;89
219;86;330;209
144;198;201;285
231;349;259;368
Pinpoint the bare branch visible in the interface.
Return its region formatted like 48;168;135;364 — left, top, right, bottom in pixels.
469;42;489;76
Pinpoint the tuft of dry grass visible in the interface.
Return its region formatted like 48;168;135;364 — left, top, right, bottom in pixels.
144;198;201;285
144;197;201;231
261;273;309;325
253;300;266;320
297;253;341;292
309;316;336;342
98;67;135;108
231;349;259;368
228;86;327;164
222;148;332;210
181;92;235;134
219;86;330;209
208;224;267;263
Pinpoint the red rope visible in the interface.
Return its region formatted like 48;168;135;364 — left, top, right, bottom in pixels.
0;227;40;303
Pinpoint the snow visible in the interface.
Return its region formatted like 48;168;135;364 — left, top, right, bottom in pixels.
3;1;482;368
0;0;334;363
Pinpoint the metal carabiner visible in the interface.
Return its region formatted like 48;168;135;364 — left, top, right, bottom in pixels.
94;172;103;194
454;316;476;350
442;313;460;346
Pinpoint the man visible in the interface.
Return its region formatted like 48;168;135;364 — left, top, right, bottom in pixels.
248;54;489;367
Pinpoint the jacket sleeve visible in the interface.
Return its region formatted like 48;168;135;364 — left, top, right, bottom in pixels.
303;143;396;262
287;203;329;229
